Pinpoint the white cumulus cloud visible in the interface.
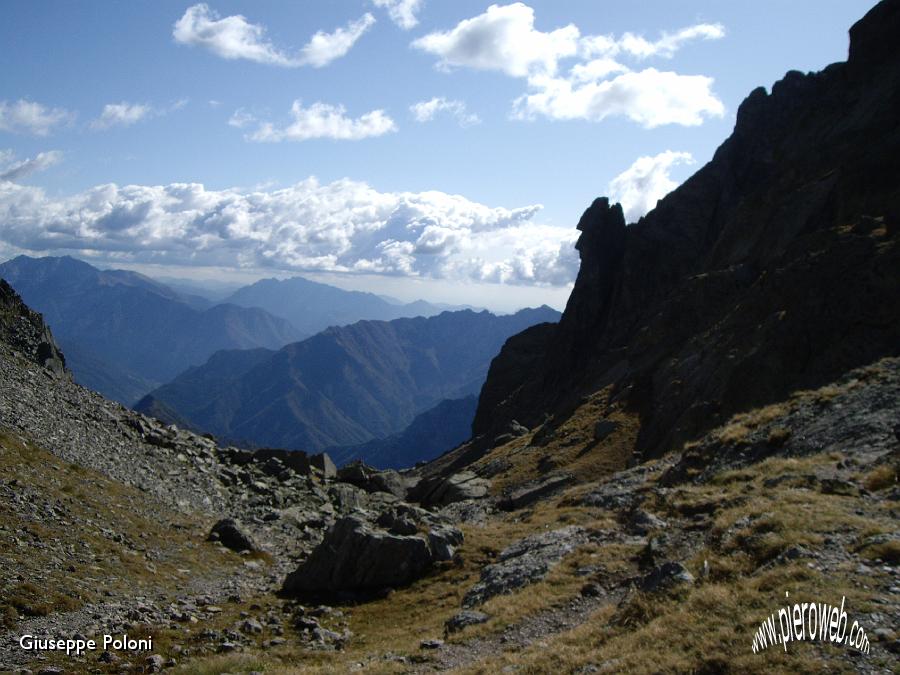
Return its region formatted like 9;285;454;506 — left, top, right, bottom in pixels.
173;4;373;68
0;177;576;285
0;100;74;136
242;101;397;142
412;3;579;78
514;68;724;128
410;97;480;127
413;4;726;128
608;150;694;222
0;150;63;182
372;0;423;30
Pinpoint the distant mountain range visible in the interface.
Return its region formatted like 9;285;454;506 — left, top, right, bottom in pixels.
0;256;302;404
136;306;560;453
222;276;472;336
0;256;484;406
327;395;479;470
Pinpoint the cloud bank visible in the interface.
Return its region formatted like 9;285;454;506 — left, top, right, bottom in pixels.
413;3;725;128
0;177;577;285
173;4;373;68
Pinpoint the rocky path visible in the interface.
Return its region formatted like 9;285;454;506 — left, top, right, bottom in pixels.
416;592;620;673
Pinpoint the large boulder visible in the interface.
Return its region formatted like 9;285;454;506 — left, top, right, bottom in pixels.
498;474;573;511
282;514;463;596
409;471;491;507
253;448;311;474
310;452;337;479
337;461;407;499
282;516;429;595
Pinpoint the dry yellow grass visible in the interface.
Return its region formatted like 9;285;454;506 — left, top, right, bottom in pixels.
453;449;896;675
862;463;898;492
472;387;636;495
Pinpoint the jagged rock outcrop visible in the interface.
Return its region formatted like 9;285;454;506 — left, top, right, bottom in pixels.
336;461;409;499
472;0;900;461
0;279;67;377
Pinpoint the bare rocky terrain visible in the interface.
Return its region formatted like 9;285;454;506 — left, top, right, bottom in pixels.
1;1;900;673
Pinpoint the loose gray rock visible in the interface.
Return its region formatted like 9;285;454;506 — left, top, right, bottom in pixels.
410;471;491;507
499;474;574;511
463;526;587;607
337;461;407;498
628;509;667;535
428;525;464;562
145;654;164;673
445;610;489;633
638;562;694;593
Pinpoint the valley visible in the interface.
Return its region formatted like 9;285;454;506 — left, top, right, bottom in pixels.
0;1;899;673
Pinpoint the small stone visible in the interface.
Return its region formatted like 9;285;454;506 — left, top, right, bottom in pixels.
420;639;444;650
98;651;118;663
241;618;263;634
639;561;694;592
207;518;257;552
445;610;489;633
145;655;164;673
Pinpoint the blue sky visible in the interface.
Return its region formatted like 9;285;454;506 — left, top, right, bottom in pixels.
0;0;878;310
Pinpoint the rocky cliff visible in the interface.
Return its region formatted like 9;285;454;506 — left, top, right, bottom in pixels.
473;0;900;461
0;279;67;377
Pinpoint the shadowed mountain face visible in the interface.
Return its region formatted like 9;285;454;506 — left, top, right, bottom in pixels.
328;395;479;470
471;0;900;462
0;256;303;404
137;306;559;454
224;276;470;337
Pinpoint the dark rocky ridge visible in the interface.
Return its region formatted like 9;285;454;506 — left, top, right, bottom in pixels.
0;279;67;377
472;0;900;461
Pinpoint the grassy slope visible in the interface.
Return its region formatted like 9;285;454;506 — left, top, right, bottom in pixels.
178;365;897;674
